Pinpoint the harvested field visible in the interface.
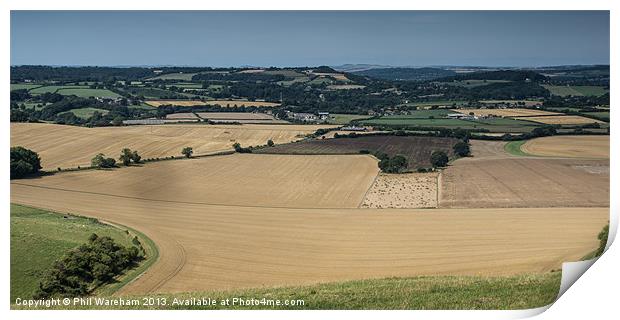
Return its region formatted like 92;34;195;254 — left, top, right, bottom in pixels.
196;112;288;124
440;157;609;208
165;113;199;120
521;135;609;159
10;123;335;170
456;108;561;117
514;115;604;125
13;154;378;209
10;182;607;294
256;135;459;169
479;100;542;107
145;100;280;107
361;173;438;208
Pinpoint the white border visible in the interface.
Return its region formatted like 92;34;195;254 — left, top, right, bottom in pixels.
2;1;617;320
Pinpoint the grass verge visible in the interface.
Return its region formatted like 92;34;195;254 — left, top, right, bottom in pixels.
13;272;561;310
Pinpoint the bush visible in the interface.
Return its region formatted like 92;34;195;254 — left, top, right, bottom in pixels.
182;146;193;158
91;153;116;168
595;224;609;257
233;142;253;153
10;146;42;179
453;141;471;157
267;139;275;147
35;234;142;299
430;151;449;168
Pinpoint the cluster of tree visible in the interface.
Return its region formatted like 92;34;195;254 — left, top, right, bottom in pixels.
232;142;253;153
11;66;155;82
452;141;471;157
430;151;449;167
91;154;117;168
119;148;142;166
10;89;31;101
466;82;549;100
376;153;409;173
353;67;456;81
439;70;547;82
35;234;142;299
10;147;42;179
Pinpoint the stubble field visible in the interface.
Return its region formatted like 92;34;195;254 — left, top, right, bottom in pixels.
11;123;335;170
11;181;606;294
521;135;609;158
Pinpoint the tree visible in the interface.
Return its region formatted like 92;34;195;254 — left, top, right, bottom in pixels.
119;148;133;166
131;150;141;163
182;147;193;158
595;223;609;257
430;151;449;168
378;155;408;173
91;153;116;168
10;146;42;179
267;139;275;147
453;141;471;157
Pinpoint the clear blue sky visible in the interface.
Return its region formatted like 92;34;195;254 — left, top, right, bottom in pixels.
11;11;609;67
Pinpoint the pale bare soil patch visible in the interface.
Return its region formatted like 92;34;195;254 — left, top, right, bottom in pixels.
10;182;607;294
522;135;609;159
515;115;604;125
195;112;288;124
361;173;438;208
327;84;366;90
165;113;199;119
440;157;609;208
146;100;280;107
456;108;560;117
11;123;335;170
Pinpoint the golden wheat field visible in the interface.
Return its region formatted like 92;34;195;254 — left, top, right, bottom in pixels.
10;123;335;170
145;100;281;107
514;115;604;124
14;154;379;208
11;179;607;294
521;135;609;158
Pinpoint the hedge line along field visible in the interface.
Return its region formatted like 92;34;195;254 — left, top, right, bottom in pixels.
145;100;281;107
10;181;607;294
12;154;379;209
521;135;609;159
10;204;139;301
256;135;458;169
10;123;337;170
455;108;561;117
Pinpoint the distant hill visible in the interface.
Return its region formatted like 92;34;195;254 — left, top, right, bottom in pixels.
352;67;456;81
438;70;547;82
331;64;391;73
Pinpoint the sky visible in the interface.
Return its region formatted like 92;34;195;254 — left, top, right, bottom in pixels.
10;11;610;67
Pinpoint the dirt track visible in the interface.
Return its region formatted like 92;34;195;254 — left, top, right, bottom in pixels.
10;123;335;170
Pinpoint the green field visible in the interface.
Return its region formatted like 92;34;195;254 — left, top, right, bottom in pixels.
62;107;110;119
29;85;88;95
543;85;609;97
21;102;49;110
327;114;373;124
442;79;511;88
149;72;197;81
582;111;610;118
14;272;561;310
124;87;197;99
504;140;532;156
57;88;121;98
361;115;540;133
170;83;204;89
11;83;43;91
10;204;155;301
